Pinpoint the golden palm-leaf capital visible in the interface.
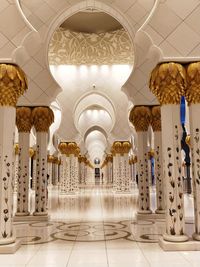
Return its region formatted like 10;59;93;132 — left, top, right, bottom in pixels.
149;62;186;105
129;106;151;132
32;107;54;132
151;106;161;132
186;62;200;105
16;107;32;132
0;64;28;106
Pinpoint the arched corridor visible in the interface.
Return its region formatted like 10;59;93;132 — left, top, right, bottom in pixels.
1;1;200;267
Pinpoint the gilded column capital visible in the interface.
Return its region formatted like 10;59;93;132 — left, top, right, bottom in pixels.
14;143;19;155
32;107;54;132
122;141;131;154
186;62;200;105
29;147;35;158
112;141;131;155
16;107;32;132
0;64;28;106
149;62;186;105
133;155;137;164
151;106;161;132
67;142;79;155
129;106;151;132
106;154;113;163
112;141;122;155
53;157;58;164
58;142;68;154
47;155;54;163
78;155;83;163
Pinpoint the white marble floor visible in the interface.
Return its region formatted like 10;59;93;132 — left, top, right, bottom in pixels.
1;186;199;267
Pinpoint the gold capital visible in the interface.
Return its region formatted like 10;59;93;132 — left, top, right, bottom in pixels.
29;147;35;158
58;142;68;154
14;143;19;155
129;106;151;132
58;141;80;156
186;62;200;105
106;154;113;163
47;155;54;163
32;107;54;132
151;106;161;132
16;107;32;132
0;64;28;106
149;62;186;105
112;141;131;155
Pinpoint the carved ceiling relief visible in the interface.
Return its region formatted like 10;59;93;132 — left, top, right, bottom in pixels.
49;28;134;65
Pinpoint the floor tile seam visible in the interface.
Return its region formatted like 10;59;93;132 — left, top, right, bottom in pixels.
178;251;195;265
100;189;110;267
24;243;43;267
67;187;97;266
134;239;151;267
65;206;84;267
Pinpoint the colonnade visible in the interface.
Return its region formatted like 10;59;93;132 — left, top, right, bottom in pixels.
130;61;200;246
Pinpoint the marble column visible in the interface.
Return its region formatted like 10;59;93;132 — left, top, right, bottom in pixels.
29;148;34;189
186;62;200;240
58;142;68;193
151;106;165;214
129;106;152;214
14;144;19;193
53;157;59;186
79;156;85;185
47;155;54;186
112;141;131;193
32;107;54;216
107;154;113;185
150;62;188;242
32;152;36;190
123;144;131;192
112;152;119;191
15;107;33;216
0;64;27;247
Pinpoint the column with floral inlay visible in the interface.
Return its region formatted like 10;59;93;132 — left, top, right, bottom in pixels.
47;155;54;186
58;142;68;193
0;64;27;246
186;62;200;240
149;62;188;242
112;142;121;192
151;106;165;214
53;157;59;186
107;154;113;185
70;145;80;193
32;151;36;190
123;142;132;192
15;107;33;216
13;143;19;193
32;107;54;216
129;106;152;214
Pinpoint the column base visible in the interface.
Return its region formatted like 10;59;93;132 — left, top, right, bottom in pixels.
60;191;77;195
158;236;200;251
33;211;48;216
137;209;152;215
192;232;200;241
163;233;189;242
155;209;166;214
114;190;131;194
0;239;21;254
136;212;165;221
14;214;49;222
15;211;30;216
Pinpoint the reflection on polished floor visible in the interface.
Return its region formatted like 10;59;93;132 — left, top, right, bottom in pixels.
1;186;199;267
